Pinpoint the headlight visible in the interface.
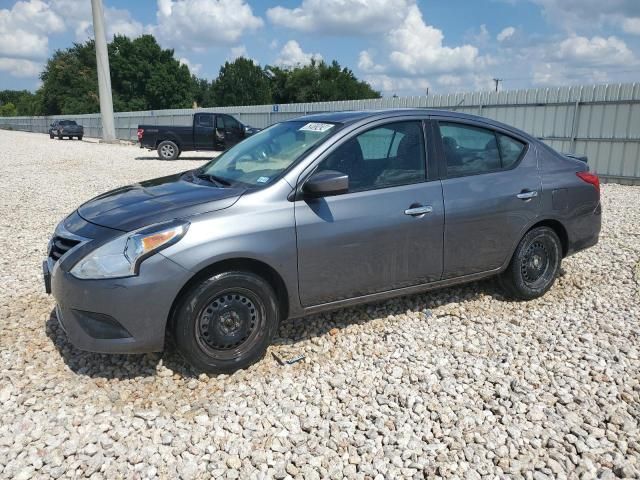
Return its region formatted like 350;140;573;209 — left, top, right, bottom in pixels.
70;220;189;280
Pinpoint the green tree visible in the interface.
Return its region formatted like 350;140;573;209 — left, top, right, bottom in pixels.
268;60;380;104
109;35;195;111
40;41;99;115
0;90;42;115
213;57;272;106
38;35;198;115
0;102;17;116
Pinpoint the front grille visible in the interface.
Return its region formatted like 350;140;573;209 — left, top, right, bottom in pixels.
49;236;81;262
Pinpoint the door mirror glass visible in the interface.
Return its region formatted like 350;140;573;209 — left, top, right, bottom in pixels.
303;170;349;197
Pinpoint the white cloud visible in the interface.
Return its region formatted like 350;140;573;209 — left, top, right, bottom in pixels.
531;0;640;32
621;17;640;35
497;26;516;42
267;0;412;35
153;0;263;50
0;0;64;59
179;57;201;75
358;51;385;73
0;57;42;77
554;35;635;66
355;4;487;95
275;40;322;67
230;45;248;59
49;0;145;41
384;5;480;75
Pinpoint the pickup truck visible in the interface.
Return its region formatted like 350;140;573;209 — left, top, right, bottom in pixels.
137;112;260;160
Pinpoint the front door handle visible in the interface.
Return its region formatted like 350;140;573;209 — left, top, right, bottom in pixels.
404;205;433;216
516;190;538;200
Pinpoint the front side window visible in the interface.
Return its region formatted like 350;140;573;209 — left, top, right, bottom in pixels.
200;120;338;187
317;121;426;192
223;115;240;130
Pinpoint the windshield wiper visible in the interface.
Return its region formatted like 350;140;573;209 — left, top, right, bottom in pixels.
196;172;232;187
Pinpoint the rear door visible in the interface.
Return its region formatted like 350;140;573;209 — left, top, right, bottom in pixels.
434;118;541;278
295;119;444;306
194;113;215;149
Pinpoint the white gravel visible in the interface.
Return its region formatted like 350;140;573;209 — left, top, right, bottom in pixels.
0;129;639;479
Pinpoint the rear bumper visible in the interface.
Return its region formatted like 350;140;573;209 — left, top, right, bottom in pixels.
50;253;192;353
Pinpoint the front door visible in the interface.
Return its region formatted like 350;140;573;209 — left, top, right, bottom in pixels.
295;120;444;307
434;119;541;278
194;113;215;149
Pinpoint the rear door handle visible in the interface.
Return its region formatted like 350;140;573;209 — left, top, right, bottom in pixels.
516;190;538;200
404;205;433;216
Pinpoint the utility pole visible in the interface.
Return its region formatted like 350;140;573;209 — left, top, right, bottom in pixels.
492;78;502;93
90;0;116;142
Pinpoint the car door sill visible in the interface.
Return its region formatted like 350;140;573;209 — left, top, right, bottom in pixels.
302;267;502;316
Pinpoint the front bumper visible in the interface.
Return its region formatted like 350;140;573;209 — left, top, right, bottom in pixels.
49;252;192;354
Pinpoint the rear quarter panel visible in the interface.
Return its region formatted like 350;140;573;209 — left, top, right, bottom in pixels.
538;145;601;254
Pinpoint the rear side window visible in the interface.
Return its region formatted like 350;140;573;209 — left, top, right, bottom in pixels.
497;133;525;168
440;122;526;176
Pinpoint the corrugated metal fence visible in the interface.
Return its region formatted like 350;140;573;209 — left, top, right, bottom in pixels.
1;82;639;183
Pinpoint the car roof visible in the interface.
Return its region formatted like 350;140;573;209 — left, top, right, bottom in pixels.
291;108;534;141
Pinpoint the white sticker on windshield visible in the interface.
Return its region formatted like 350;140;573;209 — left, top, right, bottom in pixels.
257;176;270;183
299;122;333;133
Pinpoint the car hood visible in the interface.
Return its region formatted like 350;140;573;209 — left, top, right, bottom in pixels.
77;172;245;231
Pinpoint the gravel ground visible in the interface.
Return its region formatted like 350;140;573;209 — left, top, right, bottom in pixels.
0;129;639;480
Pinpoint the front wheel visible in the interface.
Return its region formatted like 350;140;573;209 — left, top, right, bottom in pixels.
499;226;562;300
49;133;54;139
157;140;180;160
173;271;280;374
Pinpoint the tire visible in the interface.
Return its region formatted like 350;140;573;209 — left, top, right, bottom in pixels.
57;133;62;140
49;133;54;139
78;136;83;141
157;140;180;160
173;271;280;374
499;226;562;300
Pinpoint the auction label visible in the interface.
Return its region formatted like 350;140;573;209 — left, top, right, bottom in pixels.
299;122;333;132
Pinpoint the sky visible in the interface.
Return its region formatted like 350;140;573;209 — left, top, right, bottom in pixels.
1;0;640;96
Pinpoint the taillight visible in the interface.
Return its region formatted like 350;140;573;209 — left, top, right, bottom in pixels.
576;171;600;195
137;128;144;140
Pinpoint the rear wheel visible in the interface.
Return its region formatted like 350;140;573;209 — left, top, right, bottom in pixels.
158;140;179;160
499;226;562;300
78;136;83;141
173;271;279;373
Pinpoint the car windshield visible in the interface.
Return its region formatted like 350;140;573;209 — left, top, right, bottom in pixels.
59;120;77;125
199;120;339;187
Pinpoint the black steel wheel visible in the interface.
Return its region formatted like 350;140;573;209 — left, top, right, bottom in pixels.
174;271;279;373
500;226;562;300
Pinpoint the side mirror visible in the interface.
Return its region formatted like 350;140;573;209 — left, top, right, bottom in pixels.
303;170;349;197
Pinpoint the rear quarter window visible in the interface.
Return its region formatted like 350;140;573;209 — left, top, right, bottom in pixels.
497;134;526;168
